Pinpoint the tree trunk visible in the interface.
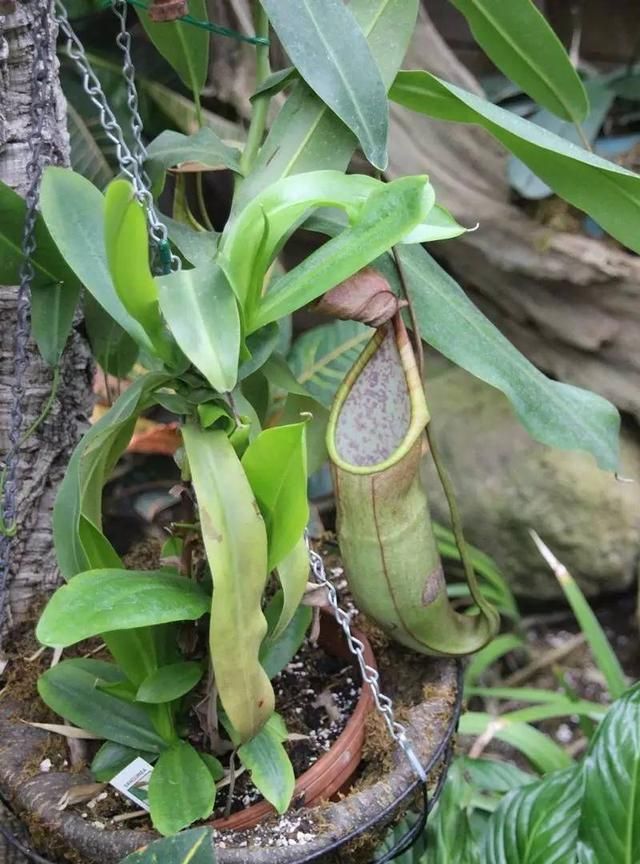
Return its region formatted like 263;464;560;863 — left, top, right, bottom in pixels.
0;2;93;636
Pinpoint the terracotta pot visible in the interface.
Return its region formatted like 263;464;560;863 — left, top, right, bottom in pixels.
213;611;375;831
0;637;460;864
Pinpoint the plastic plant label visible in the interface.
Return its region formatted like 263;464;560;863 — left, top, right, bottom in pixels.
110;757;154;812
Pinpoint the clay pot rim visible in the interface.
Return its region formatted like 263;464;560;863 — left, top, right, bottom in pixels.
212;610;376;831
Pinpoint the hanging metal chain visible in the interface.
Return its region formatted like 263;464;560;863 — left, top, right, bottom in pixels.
306;535;428;784
54;0;179;272
0;0;56;632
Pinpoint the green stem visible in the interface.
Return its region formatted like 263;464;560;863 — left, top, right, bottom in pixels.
195;173;215;232
238;2;271;176
426;423;497;626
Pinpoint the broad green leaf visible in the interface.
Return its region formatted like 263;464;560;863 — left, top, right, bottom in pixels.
242;423;308;569
450;0;588;122
182;425;274;742
199;753;225;782
237;714;295;814
0;178;82;291
36;569;209;647
148;741;215;836
236;0;419;209
260;594;312;680
458;756;534;794
395;243;620;471
390;72;640;255
288;320;372;408
402;203;471;243
484;767;583;864
508;79;615;199
146;128;241;195
577;682;640;863
239;323;281;381
67;101;113;189
119;827;216;864
83;294;139;378
135;0;209;97
251;176;432;330
252;66;298;101
157;263;240;393
40;168;155;353
38;659;167;752
103;179;171;358
31;277;81;366
424;759;480;863
91;741;157;782
260;0;389;169
459;713;573;773
136;662;204;704
164;216;218;268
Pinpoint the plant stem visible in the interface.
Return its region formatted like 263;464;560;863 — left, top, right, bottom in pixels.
239;2;271;176
196;173;215;232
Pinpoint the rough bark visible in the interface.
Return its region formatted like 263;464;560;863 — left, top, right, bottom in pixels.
0;4;93;633
388;8;640;421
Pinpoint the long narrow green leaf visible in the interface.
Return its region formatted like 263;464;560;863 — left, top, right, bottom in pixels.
459;712;573;773
67;101;114;188
450;0;588;122
135;0;209;97
466;686;575;704
146;128;241;195
465;634;525;686
236;714;295;814
530;532;626;699
395;243;620;471
182;425;274;742
390;72;640;255
260;0;389;169
235;0;419;209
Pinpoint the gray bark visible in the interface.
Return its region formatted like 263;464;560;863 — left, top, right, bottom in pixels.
0;3;92;633
388;8;640;421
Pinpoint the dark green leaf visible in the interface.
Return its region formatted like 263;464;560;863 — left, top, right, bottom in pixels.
288;320;372;408
148;741;215;836
577;682;640;863
0;178;82;291
459;713;572;773
239;323;281;381
136;662;204;704
260;0;389;169
38;659;167;752
236;714;295;814
36;569;209;647
119;827;216;864
164;216;218;268
31;277;81;366
235;0;418;208
91;741;157;782
261;592;312;679
252;66;298;101
146;128;241;195
394;243;620;471
135;0;209;97
484;767;583;863
450;0;588;122
458;756;534;794
390;72;640;255
83;294;139;377
157;263;240;393
508;79;615;199
199;753;225;782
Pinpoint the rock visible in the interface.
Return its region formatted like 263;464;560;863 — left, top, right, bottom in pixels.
422;367;640;599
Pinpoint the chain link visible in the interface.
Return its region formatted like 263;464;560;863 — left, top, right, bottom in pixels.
55;0;180;272
306;535;428;783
